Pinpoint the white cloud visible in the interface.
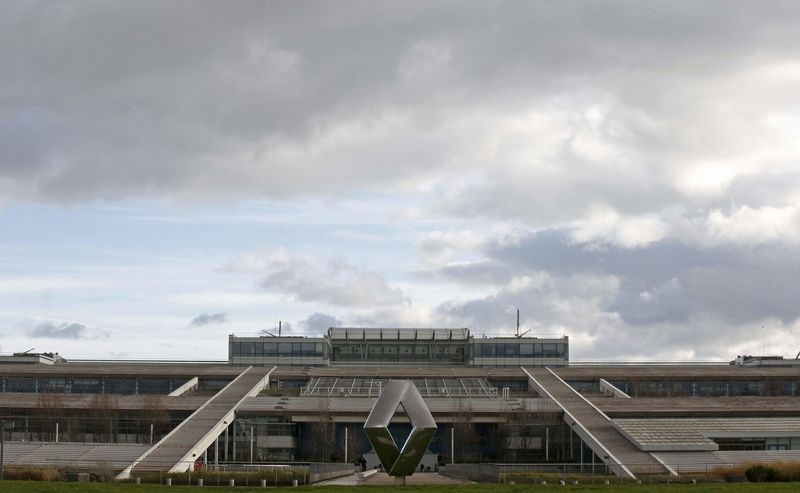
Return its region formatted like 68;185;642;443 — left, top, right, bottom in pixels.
705;205;800;246
232;249;407;308
570;205;668;249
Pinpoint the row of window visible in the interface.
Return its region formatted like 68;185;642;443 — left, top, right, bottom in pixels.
714;437;800;451
333;344;465;363
0;376;205;395
230;341;326;358
608;379;800;397
474;342;568;358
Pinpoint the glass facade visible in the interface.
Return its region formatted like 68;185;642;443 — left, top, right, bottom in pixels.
0;375;189;395
230;341;326;358
475;341;568;358
228;329;569;368
332;342;465;364
607;379;800;398
470;338;569;368
228;336;328;366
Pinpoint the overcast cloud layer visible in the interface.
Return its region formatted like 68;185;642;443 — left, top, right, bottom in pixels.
2;1;800;360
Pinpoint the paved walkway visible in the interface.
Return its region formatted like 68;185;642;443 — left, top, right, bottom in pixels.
363;472;471;485
315;472;471;486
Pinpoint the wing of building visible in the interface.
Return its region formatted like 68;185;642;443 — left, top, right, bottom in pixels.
1;328;799;481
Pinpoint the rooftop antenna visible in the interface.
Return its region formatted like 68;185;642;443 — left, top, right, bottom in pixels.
515;309;530;338
22;347;36;354
279;320;282;337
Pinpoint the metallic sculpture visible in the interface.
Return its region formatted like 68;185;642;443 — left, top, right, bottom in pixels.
364;380;436;481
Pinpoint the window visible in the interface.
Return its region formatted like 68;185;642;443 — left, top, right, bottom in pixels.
72;378;101;393
138;378;171;394
5;377;36;392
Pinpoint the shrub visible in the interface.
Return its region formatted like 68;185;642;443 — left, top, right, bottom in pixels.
2;466;60;481
130;468;307;486
746;464;784;482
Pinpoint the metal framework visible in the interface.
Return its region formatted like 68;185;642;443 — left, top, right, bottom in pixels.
300;376;498;398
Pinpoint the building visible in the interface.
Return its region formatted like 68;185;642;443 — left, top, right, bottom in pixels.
228;328;569;368
1;328;799;482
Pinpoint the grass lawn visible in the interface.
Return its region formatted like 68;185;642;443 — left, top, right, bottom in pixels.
1;482;799;493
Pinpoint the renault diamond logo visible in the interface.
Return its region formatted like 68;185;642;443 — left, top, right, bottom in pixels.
364;380;437;477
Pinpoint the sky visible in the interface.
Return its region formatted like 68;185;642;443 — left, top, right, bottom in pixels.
2;0;800;361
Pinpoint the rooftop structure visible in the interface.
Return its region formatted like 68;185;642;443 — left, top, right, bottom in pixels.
228;327;569;367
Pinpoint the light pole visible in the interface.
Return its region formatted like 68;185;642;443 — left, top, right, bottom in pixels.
224;421;229;463
1;418;5;481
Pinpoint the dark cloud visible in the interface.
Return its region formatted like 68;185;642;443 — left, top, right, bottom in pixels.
29;321;87;340
190;312;228;327
1;2;799;205
244;252;406;307
3;2;800;360
420;227;800;358
301;312;344;333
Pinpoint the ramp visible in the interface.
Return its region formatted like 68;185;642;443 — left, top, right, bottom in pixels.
118;366;273;478
523;368;670;478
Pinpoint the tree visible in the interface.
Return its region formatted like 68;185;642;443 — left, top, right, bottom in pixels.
451;399;475;462
308;398;334;461
139;394;170;444
34;391;64;442
89;393;119;443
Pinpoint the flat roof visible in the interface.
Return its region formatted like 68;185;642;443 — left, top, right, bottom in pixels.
553;365;800;379
595;396;800;417
613;417;800;452
270;366;528;379
0;362;241;377
328;327;470;341
0;392;209;411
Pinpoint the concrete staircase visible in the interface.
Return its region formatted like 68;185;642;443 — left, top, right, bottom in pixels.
524;368;671;478
1;442;147;469
118;366;273;478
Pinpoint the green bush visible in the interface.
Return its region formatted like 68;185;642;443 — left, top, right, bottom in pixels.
2;466;60;481
131;468;306;485
745;464;784;482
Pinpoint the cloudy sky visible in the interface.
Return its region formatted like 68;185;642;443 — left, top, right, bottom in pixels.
2;0;800;361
